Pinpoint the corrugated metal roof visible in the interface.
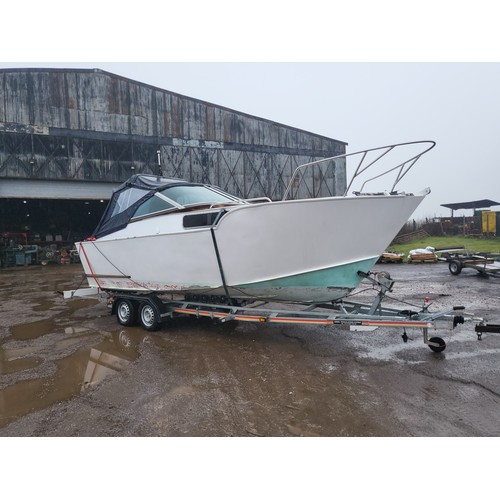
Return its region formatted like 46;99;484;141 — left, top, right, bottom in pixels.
441;199;500;210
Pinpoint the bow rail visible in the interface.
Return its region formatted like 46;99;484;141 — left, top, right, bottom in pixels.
282;140;436;201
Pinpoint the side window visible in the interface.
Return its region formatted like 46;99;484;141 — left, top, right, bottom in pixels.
133;194;175;218
183;212;221;228
111;187;146;216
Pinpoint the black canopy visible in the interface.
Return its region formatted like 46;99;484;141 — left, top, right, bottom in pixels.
441;199;500;211
93;174;189;238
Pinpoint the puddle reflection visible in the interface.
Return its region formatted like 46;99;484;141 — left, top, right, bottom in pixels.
81;330;144;392
0;330;147;429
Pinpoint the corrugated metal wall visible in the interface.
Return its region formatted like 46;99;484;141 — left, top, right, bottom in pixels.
0;68;347;200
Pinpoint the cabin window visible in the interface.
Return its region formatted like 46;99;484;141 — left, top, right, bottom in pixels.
162;185;235;206
183;212;222;228
111;187;147;217
133;194;175;218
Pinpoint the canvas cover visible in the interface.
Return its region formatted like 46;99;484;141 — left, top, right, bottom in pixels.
92;174;188;238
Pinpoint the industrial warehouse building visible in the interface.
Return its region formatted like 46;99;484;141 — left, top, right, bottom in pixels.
0;68;347;265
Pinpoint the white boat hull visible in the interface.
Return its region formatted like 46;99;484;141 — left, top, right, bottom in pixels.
76;192;426;303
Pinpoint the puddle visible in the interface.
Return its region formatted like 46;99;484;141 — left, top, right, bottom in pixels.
0;356;42;374
35;278;81;293
10;318;56;341
0;347;89;428
0;344;44;375
55;335;96;351
8;299;98;341
0;378;46;427
0;345;40;358
33;299;56;312
81;330;145;392
64;326;92;335
0;330;145;429
65;298;99;312
82;347;131;392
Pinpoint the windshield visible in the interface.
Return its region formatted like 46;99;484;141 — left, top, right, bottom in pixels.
133;194;176;218
161;185;239;206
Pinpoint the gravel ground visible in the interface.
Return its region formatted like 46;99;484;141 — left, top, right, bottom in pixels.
1;261;499;437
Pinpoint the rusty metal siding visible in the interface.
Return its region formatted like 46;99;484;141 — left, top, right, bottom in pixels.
213;106;224;144
0;68;346;152
204;105;216;141
155;91;168;138
172;94;184;139
3;72;30;124
0;68;347;199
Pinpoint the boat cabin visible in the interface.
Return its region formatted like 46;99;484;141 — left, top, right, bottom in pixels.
92;174;244;238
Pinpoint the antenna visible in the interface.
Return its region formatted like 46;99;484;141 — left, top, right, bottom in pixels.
156;149;163;180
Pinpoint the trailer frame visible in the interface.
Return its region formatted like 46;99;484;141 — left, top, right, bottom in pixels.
440;249;500;277
79;270;466;353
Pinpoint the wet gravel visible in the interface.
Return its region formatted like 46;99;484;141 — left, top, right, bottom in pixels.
1;262;499;436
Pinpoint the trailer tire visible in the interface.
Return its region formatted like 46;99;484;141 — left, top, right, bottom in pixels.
428;336;446;352
139;302;161;331
116;298;138;326
449;260;462;275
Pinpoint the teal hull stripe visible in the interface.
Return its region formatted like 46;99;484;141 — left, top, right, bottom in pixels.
239;257;379;290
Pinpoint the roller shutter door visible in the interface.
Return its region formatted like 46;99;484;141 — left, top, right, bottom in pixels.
0;179;120;200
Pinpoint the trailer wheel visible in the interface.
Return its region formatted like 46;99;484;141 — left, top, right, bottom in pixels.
449;260;462;275
428;336;446;352
116;298;137;326
139;302;161;331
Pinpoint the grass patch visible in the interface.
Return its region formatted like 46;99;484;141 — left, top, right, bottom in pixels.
389;236;500;256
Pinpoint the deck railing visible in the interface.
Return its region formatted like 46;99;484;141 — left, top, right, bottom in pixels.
283;140;436;201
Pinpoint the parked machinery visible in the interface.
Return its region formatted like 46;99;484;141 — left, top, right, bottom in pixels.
0;232;80;267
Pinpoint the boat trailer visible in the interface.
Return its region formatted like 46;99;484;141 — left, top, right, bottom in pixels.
66;271;468;352
440;249;500;277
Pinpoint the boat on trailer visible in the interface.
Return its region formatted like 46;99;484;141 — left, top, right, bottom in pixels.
76;141;435;304
69;140;474;351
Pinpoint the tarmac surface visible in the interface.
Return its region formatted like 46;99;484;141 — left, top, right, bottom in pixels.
1;261;499;436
